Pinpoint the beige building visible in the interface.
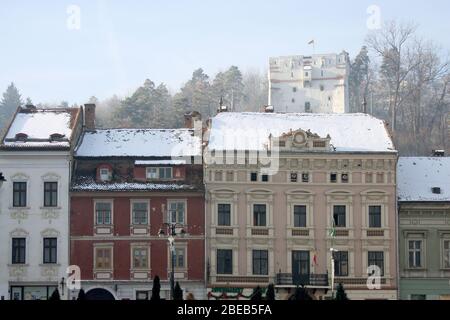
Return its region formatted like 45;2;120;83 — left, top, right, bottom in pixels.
269;52;349;113
204;111;398;300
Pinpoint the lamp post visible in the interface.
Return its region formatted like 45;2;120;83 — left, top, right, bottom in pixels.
158;223;185;300
330;248;338;299
59;277;65;298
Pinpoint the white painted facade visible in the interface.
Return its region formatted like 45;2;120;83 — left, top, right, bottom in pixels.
0;151;71;300
269;52;349;113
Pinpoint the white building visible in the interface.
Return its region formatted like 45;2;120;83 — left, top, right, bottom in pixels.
0;105;82;300
269;52;349;113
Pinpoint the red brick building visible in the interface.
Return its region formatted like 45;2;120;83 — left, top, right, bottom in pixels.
69;107;205;300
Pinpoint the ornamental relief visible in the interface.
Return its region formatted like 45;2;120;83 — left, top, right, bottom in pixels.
9;265;27;277
329;195;352;201
41;228;60;237
41;266;59;278
10;210;29;220
10;228;29;237
41;172;61;181
42;209;60;220
10;172;30;181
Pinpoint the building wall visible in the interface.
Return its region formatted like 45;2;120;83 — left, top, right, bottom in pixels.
398;202;450;300
269;52;349;113
0;152;71;299
70;192;205;299
205;153;398;300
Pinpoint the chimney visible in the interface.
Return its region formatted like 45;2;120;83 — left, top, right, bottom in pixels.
24;104;37;112
184;111;202;129
432;149;445;157
263;105;274;113
84;104;96;130
217;96;228;113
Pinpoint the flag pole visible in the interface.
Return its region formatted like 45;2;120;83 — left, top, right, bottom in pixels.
330;217;336;299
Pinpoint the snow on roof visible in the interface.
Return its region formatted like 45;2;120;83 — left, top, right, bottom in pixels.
207;112;395;152
3;109;74;148
71;176;197;192
397;157;450;202
75;129;201;158
135;159;187;165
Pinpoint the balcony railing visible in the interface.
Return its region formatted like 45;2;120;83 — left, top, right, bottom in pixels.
276;273;329;287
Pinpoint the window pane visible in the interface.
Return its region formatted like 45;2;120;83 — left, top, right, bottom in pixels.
253;204;266;227
369;206;381;228
333;205;346;227
217;249;232;274
294;205;306;227
218;204;231;226
132;202;148;225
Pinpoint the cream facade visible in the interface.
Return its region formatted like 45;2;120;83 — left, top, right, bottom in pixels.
204;112;398;300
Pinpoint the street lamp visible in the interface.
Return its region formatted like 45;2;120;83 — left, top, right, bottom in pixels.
0;172;6;188
330;248;338;299
158;223;186;300
59;277;65;297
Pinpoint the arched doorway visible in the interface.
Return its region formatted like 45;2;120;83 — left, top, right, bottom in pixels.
85;288;116;300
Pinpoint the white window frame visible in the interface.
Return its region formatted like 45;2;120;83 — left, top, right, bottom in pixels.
131;245;150;270
94;245;114;271
146;167;173;180
167;199;187;225
99;168;111;182
130;200;150;226
94;200;113;226
408;239;424;269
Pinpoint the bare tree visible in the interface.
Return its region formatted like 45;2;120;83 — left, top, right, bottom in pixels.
366;20;418;133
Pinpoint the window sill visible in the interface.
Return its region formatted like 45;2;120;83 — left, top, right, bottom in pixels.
40;206;61;210
40;263;60;267
9;207;30;210
8;264;29;267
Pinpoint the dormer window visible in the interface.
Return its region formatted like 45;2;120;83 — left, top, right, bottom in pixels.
432;187;441;194
49;133;65;141
15;133;28;142
99;168;111;182
146;167;173;180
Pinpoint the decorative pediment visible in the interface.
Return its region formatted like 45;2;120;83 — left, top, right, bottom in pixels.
10;173;29;181
41;172;61;181
270;129;331;151
41;228;60;237
10;228;29;237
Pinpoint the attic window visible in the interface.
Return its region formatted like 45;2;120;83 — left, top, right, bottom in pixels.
313;140;326;148
279;141;286;147
15;133;28;141
49;133;65;141
99;168;111;182
432;187;441;194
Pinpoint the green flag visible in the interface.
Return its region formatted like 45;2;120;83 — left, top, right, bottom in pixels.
330;218;336;238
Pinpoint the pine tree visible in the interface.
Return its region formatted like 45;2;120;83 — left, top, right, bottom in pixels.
173;282;183;300
335;283;349;300
0;82;23;131
49;288;61;300
250;286;263;301
151;275;161;301
266;283;275;301
77;289;86;300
